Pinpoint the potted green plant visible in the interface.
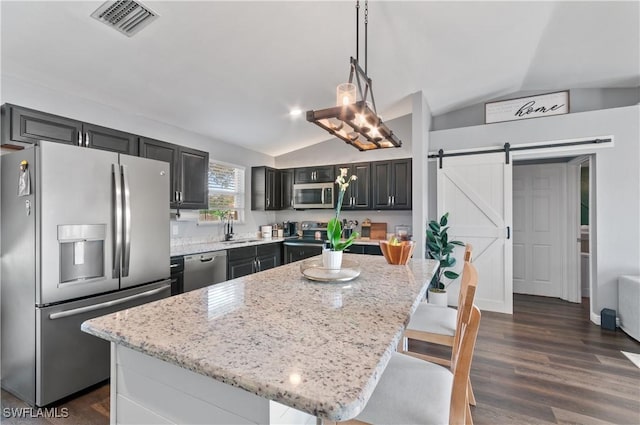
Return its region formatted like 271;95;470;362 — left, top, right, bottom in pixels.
426;212;465;306
324;168;360;269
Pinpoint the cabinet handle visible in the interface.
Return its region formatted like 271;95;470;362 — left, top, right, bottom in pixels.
266;197;270;207
392;195;395;206
387;195;391;206
257;258;262;271
84;132;89;147
77;132;82;146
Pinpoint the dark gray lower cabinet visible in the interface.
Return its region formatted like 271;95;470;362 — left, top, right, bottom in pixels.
344;244;382;255
227;243;282;279
283;244;322;264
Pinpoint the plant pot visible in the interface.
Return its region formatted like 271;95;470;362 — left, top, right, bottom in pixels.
322;250;343;270
428;288;448;306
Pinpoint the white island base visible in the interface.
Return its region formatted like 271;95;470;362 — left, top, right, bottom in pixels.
110;344;316;425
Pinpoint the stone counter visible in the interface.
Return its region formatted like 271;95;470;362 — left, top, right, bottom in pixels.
82;255;437;421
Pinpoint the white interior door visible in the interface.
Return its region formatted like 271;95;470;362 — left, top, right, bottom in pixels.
513;164;566;298
437;152;513;314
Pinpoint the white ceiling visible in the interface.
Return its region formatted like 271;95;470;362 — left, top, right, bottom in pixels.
2;1;638;156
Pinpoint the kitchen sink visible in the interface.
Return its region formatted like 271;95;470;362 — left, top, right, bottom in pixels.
222;239;260;245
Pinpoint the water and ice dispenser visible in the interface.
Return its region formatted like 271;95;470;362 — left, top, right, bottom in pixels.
57;224;105;284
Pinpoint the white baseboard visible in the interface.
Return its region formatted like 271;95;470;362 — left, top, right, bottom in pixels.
589;311;621;327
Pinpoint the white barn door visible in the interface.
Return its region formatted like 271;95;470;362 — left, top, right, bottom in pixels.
437;153;513;314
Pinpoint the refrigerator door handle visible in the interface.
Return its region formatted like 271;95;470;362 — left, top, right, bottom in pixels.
112;164;122;278
48;284;170;320
121;165;132;277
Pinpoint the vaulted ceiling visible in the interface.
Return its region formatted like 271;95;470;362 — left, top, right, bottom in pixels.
2;1;638;156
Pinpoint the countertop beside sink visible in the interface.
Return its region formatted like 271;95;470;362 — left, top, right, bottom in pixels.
171;237;288;257
171;237;388;257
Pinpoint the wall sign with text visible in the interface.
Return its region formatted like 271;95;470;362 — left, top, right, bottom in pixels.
485;91;569;124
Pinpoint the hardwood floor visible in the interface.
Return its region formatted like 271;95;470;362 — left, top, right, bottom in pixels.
2;295;639;424
410;295;640;425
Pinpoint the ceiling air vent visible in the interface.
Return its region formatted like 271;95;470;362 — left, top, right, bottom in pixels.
91;0;159;37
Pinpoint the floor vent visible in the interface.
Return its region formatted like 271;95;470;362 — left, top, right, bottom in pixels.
91;0;159;37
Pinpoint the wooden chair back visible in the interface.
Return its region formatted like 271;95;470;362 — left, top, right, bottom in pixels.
455;244;474;309
449;305;481;425
451;262;478;362
464;244;473;262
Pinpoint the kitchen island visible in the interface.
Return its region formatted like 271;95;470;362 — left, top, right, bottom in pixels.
81;254;437;424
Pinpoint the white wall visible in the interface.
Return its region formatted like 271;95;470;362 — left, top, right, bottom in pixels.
1;75;277;241
432;87;640;131
429;104;640;317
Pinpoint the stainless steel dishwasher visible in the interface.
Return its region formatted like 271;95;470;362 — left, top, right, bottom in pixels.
183;250;228;293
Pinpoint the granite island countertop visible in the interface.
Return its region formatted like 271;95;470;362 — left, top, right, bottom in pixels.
81;255;437;421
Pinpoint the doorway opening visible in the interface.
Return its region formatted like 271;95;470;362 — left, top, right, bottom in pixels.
511;153;596;320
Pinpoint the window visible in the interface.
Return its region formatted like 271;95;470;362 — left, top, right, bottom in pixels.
199;161;245;223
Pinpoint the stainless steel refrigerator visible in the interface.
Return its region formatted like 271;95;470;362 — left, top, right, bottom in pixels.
1;142;171;406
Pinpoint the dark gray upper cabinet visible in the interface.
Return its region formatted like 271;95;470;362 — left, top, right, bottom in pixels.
278;168;293;210
140;137;209;209
178;147;209;209
2;104;137;155
2;104;82;146
335;162;371;210
280;168;294;210
83;123;138;155
372;159;412;210
251;166;280;211
294;165;335;183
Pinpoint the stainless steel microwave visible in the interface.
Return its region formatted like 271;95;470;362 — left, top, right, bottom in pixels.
293;183;334;209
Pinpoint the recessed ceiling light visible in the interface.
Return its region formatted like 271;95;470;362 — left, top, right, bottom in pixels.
289;108;303;117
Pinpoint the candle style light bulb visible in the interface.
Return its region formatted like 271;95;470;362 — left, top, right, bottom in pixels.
336;83;356;106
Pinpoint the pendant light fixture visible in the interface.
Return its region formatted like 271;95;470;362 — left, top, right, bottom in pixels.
306;1;402;151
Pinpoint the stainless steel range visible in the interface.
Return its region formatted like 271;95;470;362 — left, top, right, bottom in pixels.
282;221;328;263
1;143;171;406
